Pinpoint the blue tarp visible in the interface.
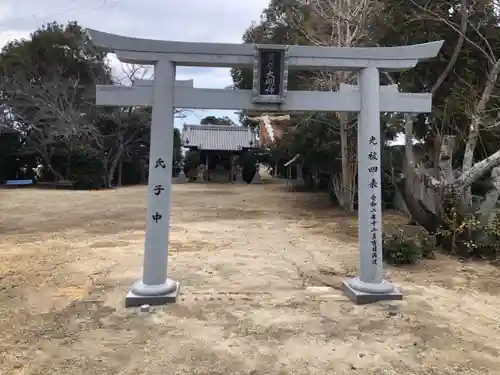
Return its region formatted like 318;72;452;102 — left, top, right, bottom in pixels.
4;179;33;186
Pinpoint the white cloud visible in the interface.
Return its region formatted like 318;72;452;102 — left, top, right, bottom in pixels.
0;0;270;126
0;29;30;48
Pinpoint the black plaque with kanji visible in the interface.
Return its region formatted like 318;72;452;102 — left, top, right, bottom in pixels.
258;49;283;97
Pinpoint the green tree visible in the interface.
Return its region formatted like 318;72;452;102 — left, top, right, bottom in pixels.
372;0;500;254
0;21;112;181
231;0;313;94
173;128;183;162
200;116;235;125
231;0;380;210
0;129;38;182
0;21;184;188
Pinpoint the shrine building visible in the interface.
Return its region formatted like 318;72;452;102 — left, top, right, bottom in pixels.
181;124;258;182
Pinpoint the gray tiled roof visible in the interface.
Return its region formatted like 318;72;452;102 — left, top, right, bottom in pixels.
182;124;257;151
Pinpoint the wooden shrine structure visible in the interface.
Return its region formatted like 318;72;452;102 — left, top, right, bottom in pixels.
181;124;258;182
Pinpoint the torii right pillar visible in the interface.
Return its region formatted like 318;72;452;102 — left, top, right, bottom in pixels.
342;67;402;303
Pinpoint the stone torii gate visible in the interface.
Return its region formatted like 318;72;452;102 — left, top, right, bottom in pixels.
87;29;442;307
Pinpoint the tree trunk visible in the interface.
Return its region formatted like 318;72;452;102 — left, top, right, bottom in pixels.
47;163;64;181
453;149;500;189
339;113;352;211
461;59;500;206
438;135;455;181
117;156;123;187
40;148;64;181
436;135;456;215
65;150;72;180
478;166;500;227
402;115;447;233
107;148;123;188
398;178;444;233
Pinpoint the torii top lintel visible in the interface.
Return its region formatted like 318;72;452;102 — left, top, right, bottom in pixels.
86;29;443;71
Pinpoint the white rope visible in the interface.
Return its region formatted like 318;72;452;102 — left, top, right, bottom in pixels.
247;113;290;143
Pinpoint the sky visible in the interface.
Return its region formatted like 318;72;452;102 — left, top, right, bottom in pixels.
0;0;270;128
0;0;408;145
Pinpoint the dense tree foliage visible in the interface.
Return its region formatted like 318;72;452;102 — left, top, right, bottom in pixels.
233;0;500;256
0;21;183;188
200;116;235;125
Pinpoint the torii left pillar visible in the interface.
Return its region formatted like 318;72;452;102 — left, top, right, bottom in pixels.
126;61;180;307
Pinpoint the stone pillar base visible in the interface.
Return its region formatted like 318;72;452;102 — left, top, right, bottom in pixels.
234;174;245;184
175;171;187;183
251;171;263;184
125;279;180;307
342;277;402;305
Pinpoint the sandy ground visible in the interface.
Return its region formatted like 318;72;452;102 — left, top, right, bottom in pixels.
0;181;500;375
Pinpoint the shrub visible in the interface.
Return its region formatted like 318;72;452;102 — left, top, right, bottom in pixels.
436;197;500;259
383;230;421;265
417;231;437;260
474;212;500;259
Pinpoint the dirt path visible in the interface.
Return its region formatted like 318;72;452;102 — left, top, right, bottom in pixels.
0;183;499;375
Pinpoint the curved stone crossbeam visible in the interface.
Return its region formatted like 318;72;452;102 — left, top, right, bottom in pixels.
86;29;443;70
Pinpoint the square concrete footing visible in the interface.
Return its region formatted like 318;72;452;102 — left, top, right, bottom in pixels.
125;281;181;308
342;279;402;305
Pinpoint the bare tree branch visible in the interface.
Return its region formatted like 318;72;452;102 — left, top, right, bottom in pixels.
430;0;468;94
289;0;381;211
